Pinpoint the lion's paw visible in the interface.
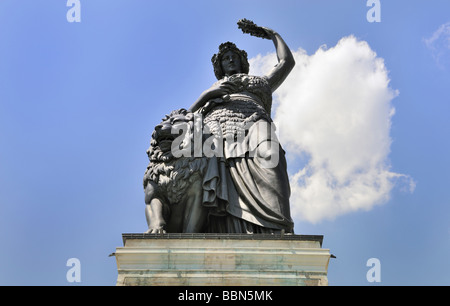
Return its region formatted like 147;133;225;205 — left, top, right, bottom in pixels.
145;227;167;234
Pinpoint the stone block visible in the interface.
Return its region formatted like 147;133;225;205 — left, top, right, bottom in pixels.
115;233;330;286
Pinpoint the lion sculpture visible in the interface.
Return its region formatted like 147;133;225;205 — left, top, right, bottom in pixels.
143;109;208;233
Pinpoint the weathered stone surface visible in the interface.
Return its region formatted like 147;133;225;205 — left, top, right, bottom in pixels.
115;234;330;286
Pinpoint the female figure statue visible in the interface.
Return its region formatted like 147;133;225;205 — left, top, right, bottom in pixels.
188;21;296;234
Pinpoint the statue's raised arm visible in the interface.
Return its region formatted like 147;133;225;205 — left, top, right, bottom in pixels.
238;19;295;92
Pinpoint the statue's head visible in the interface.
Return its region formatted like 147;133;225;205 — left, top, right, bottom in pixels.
212;42;249;80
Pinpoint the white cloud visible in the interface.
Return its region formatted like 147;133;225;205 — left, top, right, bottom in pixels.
249;36;415;223
424;22;450;68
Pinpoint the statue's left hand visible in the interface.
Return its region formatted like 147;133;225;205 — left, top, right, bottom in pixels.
237;19;275;40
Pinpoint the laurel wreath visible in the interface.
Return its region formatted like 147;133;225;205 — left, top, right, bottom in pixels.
237;18;270;40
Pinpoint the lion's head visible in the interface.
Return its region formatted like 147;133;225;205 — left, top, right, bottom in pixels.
144;108;204;190
146;109;194;163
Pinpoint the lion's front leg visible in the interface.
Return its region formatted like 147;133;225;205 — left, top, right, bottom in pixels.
145;199;167;233
144;183;168;234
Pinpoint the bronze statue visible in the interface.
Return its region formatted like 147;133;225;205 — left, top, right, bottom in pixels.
143;19;295;234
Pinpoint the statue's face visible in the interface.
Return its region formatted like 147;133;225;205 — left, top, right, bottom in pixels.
220;50;242;76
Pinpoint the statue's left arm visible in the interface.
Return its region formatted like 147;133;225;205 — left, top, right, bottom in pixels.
262;28;295;92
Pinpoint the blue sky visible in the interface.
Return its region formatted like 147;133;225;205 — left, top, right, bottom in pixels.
0;0;449;285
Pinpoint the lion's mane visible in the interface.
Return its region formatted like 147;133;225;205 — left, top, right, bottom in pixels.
143;109;207;203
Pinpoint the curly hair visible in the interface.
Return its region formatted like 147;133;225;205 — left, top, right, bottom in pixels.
211;42;250;80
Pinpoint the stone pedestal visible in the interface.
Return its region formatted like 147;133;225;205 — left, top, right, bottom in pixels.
115;233;330;286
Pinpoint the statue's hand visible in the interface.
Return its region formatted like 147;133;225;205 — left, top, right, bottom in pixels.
200;95;231;115
237;19;273;40
260;26;278;39
205;80;238;99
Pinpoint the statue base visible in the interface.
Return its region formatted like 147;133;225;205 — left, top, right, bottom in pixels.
115;233;330;286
